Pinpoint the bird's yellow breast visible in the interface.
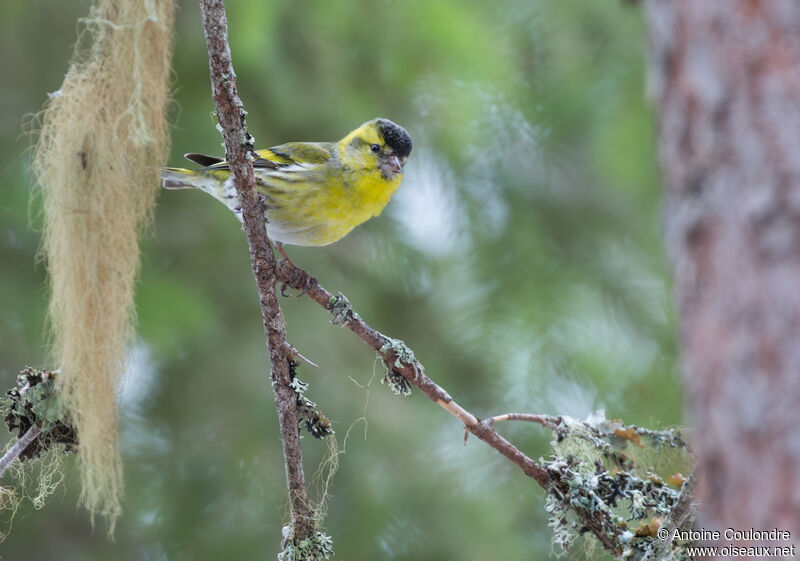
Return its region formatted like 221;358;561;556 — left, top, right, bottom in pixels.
262;167;402;246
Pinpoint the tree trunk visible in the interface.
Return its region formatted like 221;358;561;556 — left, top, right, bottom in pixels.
646;0;800;550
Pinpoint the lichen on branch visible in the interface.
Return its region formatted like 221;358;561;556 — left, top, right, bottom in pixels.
31;0;176;532
276;259;695;559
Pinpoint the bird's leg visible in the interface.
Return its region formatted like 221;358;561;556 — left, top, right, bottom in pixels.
275;242;317;297
275;242;294;296
275;241;295;267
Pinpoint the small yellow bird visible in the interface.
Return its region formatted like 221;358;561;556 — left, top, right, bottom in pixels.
162;118;412;247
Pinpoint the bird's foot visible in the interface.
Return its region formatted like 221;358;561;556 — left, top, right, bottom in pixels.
277;252;317;297
280;267;317;297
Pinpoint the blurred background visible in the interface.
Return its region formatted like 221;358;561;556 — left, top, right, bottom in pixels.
0;0;681;559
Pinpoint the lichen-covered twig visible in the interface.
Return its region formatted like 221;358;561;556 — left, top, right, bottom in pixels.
277;261;695;558
640;471;696;561
0;426;43;479
3;367;78;462
276;261;550;487
1;367;77;484
486;413;563;430
197;0;316;546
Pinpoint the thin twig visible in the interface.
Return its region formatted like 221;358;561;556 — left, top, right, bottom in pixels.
197;0;315;541
276;264;694;556
0;426;43;479
276;260;551;488
486;413;563;430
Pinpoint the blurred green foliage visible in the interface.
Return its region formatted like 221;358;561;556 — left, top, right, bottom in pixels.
0;0;680;559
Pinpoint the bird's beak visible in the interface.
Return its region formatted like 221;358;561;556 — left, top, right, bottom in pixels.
379;155;403;177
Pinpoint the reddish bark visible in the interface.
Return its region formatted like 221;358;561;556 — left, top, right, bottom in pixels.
198;0;315;542
646;0;800;546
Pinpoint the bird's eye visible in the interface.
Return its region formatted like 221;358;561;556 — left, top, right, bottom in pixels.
370;144;380;153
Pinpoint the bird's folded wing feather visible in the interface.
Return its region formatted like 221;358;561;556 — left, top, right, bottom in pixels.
183;142;333;171
262;142;334;166
183;153;224;167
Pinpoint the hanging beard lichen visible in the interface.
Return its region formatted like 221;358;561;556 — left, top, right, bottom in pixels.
32;0;176;533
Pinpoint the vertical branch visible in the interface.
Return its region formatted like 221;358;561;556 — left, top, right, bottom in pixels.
197;0;315;542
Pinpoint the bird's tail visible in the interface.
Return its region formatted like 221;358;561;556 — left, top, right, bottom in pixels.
162;167;200;190
161;167;238;217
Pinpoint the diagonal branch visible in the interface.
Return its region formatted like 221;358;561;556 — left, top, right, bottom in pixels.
276;261;551;488
275;264;693;558
0;426;43;479
197;0;315;542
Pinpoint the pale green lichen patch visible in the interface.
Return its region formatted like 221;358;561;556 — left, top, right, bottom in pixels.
287;360;333;439
378;337;416;368
327;293;359;327
545;491;575;555
381;369;412;396
3;367;77;460
1;367;75;540
278;525;334;561
541;410;692;560
377;338;417;396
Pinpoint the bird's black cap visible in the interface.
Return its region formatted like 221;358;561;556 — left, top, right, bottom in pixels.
377;119;412;159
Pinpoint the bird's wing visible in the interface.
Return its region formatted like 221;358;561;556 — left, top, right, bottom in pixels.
182;142;333;171
263;142;334;166
183;152;279;171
